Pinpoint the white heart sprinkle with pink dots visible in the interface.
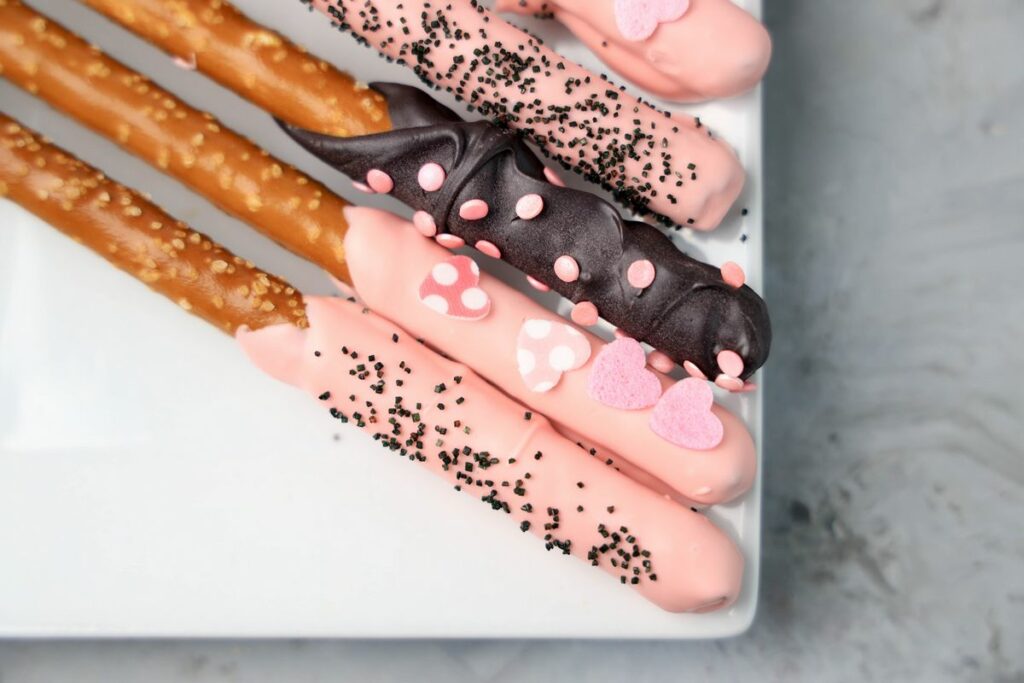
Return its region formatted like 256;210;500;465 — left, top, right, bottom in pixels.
516;319;592;393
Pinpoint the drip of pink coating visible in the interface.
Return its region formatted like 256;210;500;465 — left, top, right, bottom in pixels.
412;210;438;237
236;294;744;612
627;259;656;289
554;255;580;283
683;360;708;380
648;350;675;373
366;169;394;194
721;261;746;289
459;199;490;220
310;0;744;229
716;350;744;378
352;181;373;194
543;166;566;187
436;233;465;249
475;240;502;259
417;162;446;191
515;193;545;220
571;301;600;327
342;207;757;505
526;275;550;292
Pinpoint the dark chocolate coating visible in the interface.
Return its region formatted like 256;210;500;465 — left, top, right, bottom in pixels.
278;82;770;380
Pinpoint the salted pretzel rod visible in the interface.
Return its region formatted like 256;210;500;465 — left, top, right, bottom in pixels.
0;0;354;281
0;114;745;613
78;0;392;136
0;113;304;333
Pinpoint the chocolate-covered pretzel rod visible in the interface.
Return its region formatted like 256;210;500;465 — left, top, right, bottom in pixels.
302;0;745;230
79;0;392;136
280;84;771;383
0;115;303;333
1;115;745;613
0;0;353;282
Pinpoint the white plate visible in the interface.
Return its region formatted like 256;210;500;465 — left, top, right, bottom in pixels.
0;0;763;638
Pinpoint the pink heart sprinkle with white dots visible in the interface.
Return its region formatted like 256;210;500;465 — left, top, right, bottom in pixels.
516;319;592;393
417;255;491;320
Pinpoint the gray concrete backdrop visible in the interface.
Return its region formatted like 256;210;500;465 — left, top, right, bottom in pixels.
1;0;1022;680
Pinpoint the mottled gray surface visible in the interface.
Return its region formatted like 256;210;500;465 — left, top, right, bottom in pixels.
1;0;1022;680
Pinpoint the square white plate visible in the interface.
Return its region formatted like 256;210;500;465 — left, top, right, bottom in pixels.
0;0;763;638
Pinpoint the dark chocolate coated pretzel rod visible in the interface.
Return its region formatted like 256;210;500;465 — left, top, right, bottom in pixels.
279;83;770;384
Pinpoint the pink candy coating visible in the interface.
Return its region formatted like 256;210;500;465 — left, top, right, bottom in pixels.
543;166;567;187
647;350;675;373
683;360;708;380
475;240;502;259
412;211;438;237
366;169;394;194
627;259;656;289
721;261;746;288
554;255;580;283
516;193;545;220
417;162;446;192
436;234;466;249
717;350;744;378
459;199;490;220
570;301;599;326
526;275;551;292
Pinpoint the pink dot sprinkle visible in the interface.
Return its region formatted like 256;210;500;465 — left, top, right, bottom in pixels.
417;162;446;192
554;255;580;283
717;350;745;378
516;193;544;220
412;211;437;237
352;181;374;194
683;360;708;380
544;166;567;187
721;261;746;288
366;169;394;194
459;199;489;221
627;259;656;289
526;275;550;292
648;350;675;373
475;240;502;259
715;375;746;392
570;301;599;327
436;234;466;249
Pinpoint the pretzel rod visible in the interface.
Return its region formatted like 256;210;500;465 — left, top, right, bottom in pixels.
1;115;744;613
0;0;353;282
0;114;304;333
79;0;392;136
303;0;745;229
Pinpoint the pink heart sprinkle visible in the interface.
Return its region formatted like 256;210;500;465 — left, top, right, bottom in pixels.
614;0;690;42
418;255;490;321
517;319;592;393
587;338;663;410
651;378;724;450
